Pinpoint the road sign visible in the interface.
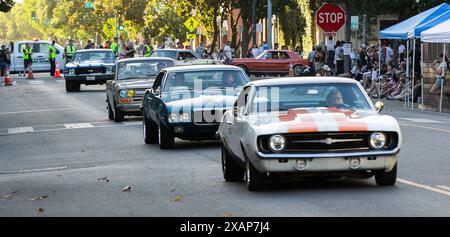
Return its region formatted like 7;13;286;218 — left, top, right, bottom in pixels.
343;43;352;56
84;1;94;9
351;16;359;31
316;3;346;33
186;34;196;40
184;17;199;32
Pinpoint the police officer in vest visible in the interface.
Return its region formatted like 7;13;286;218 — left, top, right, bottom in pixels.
22;43;33;77
143;39;153;57
64;39;76;63
110;37;120;58
49;40;57;77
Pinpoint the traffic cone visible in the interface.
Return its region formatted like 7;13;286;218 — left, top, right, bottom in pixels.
288;63;294;77
27;65;34;80
3;67;13;86
54;62;61;78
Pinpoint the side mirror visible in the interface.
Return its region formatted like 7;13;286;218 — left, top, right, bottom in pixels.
154;88;161;96
375;101;384;112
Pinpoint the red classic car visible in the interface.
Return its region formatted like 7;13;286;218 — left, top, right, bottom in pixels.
232;50;308;76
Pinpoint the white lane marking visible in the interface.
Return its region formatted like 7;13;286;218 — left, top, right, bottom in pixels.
0;107;78;115
121;121;141;126
397;178;450;197
28;80;45;85
436;186;450;192
64;123;94;129
56;80;65;83
399;117;444;123
7;127;34;134
17;166;68;174
400;122;450;134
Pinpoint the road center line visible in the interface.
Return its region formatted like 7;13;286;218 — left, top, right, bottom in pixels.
8;127;34;134
0;107;79;115
397;178;450;197
436;186;450;192
399;122;450;134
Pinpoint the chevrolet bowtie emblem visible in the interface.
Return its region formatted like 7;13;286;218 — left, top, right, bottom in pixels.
325;138;334;145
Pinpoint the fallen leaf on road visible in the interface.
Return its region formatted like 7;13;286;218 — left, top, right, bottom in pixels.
106;179;110;182
1;195;13;200
170;188;176;192
97;177;108;181
12;191;18;194
57;175;62;177
221;211;234;217
28;195;48;201
37;208;45;213
122;186;132;192
174;195;182;202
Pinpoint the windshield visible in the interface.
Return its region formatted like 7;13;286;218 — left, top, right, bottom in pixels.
74;51;114;63
163;70;248;93
249;83;371;113
150;51;177;59
117;60;174;80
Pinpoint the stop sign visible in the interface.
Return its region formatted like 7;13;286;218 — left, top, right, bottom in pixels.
316;4;346;33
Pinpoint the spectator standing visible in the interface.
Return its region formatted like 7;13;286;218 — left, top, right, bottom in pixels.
0;45;7;77
334;41;344;76
430;53;449;95
84;40;94;49
398;41;406;63
251;44;259;58
274;43;279;50
195;42;205;58
308;46;316;68
326;36;335;69
223;41;232;65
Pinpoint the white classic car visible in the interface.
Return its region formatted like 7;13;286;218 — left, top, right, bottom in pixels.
150;49;220;66
218;77;402;191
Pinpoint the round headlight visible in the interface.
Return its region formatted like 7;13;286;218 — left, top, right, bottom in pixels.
119;89;127;98
180;112;190;122
369;132;386;149
169;113;179;123
127;89;135;98
69;69;75;75
269;135;286;152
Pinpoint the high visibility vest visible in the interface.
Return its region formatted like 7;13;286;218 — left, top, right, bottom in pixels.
49;45;56;59
110;42;119;55
23;48;33;60
144;45;153;57
65;45;76;56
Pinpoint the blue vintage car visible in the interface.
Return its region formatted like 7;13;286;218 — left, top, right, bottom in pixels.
64;49;116;92
141;65;250;149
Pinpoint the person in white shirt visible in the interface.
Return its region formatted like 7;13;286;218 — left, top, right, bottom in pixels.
398;42;406;62
385;45;394;65
430;53;449;95
223;41;232;65
251;44;259;58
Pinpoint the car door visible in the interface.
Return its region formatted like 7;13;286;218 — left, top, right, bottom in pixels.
148;71;166;124
227;86;253;158
14;43;26;72
31;42;50;71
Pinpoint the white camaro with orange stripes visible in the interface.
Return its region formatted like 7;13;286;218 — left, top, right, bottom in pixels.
218;77;402;191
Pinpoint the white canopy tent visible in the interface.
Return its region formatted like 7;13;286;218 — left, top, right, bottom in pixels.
421;18;450;113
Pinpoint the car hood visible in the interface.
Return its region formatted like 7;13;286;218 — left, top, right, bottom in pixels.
165;94;237;111
246;107;400;135
117;79;155;89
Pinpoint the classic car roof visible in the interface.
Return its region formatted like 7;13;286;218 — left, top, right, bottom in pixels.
250;77;359;87
163;65;243;72
116;57;175;63
75;49;114;53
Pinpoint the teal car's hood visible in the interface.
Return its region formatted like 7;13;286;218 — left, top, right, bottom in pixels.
164;93;238;111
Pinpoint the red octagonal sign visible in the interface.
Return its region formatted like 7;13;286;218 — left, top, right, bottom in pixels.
316;3;346;33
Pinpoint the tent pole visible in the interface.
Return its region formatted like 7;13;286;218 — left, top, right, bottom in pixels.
405;39;409;108
440;43;446;113
420;42;424;110
412;38;416;110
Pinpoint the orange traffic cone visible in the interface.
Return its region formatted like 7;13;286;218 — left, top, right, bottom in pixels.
54;62;61;78
288;63;294;77
27;65;34;80
3;67;13;86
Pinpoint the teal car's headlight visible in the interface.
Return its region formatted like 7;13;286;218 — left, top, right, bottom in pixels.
168;112;190;123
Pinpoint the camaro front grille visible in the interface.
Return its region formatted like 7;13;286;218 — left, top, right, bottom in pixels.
75;67;106;75
258;132;398;154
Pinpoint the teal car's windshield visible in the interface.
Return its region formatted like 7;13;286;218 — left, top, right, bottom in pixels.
163;70;248;93
74;51;114;63
117;60;174;80
249;83;372;113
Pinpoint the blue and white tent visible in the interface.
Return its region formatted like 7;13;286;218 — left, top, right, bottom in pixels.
380;3;450;39
409;10;450;39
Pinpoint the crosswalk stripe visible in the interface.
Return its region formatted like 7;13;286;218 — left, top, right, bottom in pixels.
64;123;94;129
28;80;45;85
8;127;34;134
121;121;142;126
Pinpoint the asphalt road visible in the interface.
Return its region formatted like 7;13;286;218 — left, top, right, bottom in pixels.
1;73;450;217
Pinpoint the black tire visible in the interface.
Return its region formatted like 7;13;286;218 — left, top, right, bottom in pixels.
293;65;303;76
113;103;124;122
245;158;266;191
75;82;81;91
65;80;76;92
375;163;397;186
222;143;244;182
107;99;114;120
158;122;174;149
144;115;158;144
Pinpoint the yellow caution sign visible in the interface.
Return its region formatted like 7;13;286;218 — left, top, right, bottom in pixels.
184;17;199;32
186;34;197;40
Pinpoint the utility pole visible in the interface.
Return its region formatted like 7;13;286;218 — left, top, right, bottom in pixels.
252;0;257;47
267;0;272;49
362;14;367;46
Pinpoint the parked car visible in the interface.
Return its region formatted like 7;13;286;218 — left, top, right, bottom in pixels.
106;57;175;122
64;49;115;92
150;49;219;66
141;65;249;149
232;50;308;76
8;40;64;74
218;77;402;191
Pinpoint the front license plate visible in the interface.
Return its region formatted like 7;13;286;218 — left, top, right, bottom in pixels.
86;76;96;81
